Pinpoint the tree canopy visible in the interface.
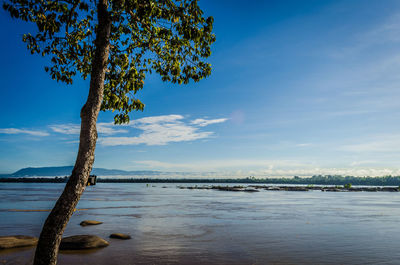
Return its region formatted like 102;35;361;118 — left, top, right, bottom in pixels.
3;0;215;123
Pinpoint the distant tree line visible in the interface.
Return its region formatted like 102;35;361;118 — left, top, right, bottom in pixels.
2;175;400;186
0;177;69;183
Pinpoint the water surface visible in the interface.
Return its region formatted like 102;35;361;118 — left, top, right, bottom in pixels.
1;183;400;264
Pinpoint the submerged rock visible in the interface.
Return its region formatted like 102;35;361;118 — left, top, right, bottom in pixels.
381;187;399;192
214;186;242;192
323;188;342;192
80;220;103;226
179;184;399;192
243;189;259;192
109;233;131;240
266;187;281;191
59;235;109;250
361;187;378;192
0;235;38;249
283;187;308;191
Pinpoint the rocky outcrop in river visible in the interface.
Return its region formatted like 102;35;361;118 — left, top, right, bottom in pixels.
178;185;400;192
59;235;109;250
0;235;38;249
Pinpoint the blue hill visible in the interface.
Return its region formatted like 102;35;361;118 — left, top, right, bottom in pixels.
1;166;162;177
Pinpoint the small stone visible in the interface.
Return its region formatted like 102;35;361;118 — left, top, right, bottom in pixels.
0;235;38;249
109;233;131;240
59;235;109;250
80;220;103;226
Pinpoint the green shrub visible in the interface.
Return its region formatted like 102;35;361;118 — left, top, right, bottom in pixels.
344;183;352;189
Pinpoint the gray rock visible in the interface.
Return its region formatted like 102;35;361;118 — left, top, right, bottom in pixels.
284;187;308;191
381;187;399;192
80;220;103;226
323;188;342;192
243;189;259;192
59;235;109;250
0;235;38;249
266;187;281;191
109;233;131;240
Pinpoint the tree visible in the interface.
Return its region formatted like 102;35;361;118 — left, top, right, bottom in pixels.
3;0;215;264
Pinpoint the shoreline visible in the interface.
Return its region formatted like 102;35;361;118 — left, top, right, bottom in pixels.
2;176;400;187
1;180;399;191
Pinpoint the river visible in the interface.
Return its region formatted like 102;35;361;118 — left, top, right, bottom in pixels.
1;183;400;264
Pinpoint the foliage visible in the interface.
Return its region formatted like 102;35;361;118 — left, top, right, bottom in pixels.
3;0;215;123
343;183;352;189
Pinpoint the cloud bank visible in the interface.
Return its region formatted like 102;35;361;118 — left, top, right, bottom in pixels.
0;128;49;137
50;123;128;135
131;159;400;177
0;115;227;147
99;115;227;146
45;114;228;146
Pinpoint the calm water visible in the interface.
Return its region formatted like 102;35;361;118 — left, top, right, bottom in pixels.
1;183;400;265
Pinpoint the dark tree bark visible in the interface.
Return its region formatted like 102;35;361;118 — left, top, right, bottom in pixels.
33;1;111;264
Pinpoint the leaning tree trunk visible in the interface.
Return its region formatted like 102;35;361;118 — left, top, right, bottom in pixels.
33;2;111;265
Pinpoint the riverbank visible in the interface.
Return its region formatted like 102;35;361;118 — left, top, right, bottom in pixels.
2;175;400;186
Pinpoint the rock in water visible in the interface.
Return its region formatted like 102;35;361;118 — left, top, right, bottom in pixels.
59;235;109;250
80;220;103;226
109;233;131;240
243;189;259;192
0;235;38;249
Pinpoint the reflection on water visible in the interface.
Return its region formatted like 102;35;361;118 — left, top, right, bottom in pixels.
1;183;400;264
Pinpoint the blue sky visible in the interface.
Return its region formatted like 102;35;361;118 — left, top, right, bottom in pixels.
2;0;400;177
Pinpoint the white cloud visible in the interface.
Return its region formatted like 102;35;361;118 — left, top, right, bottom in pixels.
357;13;400;47
339;134;400;153
191;118;228;127
132;159;311;172
130;159;400;177
50;124;80;135
99;114;228;146
97;123;129;135
135;114;184;124
134;160;194;169
50;123;128;135
0;128;49;137
350;160;379;167
296;143;312;147
11;115;226;145
327;12;400;59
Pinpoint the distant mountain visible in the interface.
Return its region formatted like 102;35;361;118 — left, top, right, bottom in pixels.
1;166;163;178
12;166;74;177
